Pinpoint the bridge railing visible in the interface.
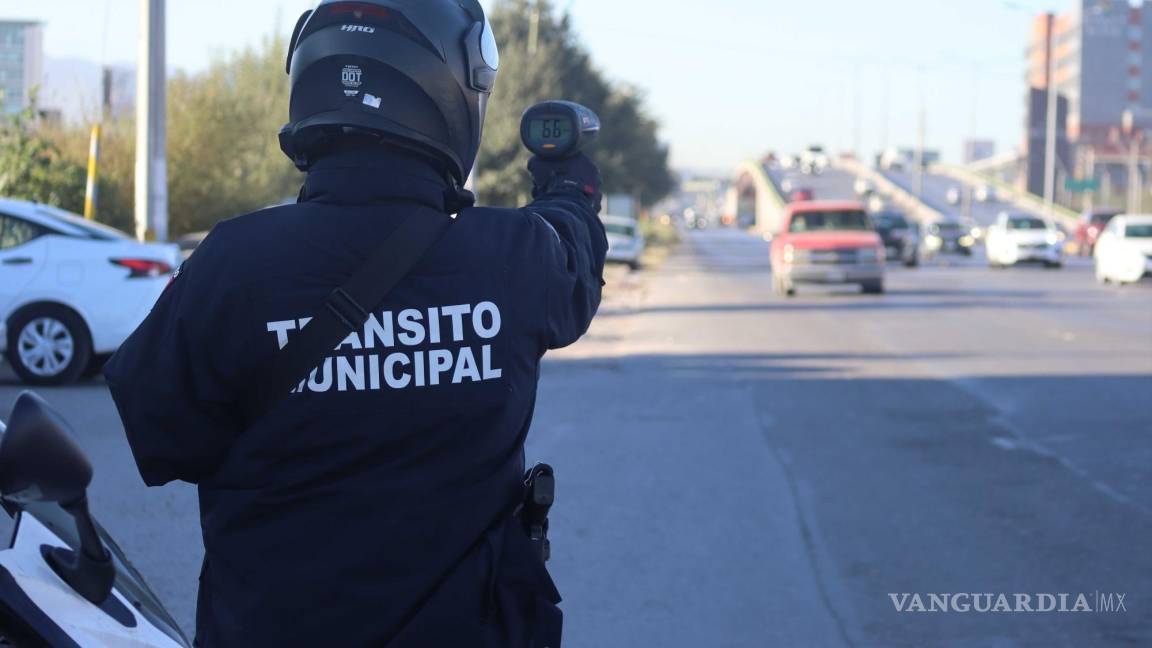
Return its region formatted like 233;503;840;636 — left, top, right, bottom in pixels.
832;158;945;224
736;160;788;235
932;164;1080;230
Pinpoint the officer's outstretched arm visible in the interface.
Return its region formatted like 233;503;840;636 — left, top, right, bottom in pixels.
526;154;609;350
103;233;245;486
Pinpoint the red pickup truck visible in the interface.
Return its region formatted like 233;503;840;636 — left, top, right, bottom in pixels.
770;201;886;296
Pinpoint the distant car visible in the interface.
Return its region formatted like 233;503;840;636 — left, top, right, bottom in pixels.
683;209;709;230
603;216;644;270
853;178;875;197
984;212;1064;268
945;187;962;205
974;185;996;203
770;201;885;296
789;188;815;203
1094;214;1152;285
0;199;179;384
921;220;975;258
1075;209;1121;257
878;149;908;172
800;146;829;176
175;231;209;260
871;210;920;267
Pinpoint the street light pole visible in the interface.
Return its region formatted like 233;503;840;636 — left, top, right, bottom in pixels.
1129;137;1142;214
914;106;926;198
1123;108;1145;215
135;0;168;242
1042;17;1058;220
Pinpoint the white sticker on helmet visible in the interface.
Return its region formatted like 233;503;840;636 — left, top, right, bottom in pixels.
342;65;363;88
363;94;382;109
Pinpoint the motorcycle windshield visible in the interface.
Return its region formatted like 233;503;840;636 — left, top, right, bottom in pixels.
4;501;191;647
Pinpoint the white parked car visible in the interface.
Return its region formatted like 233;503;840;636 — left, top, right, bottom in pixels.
985;211;1065;268
603;216;645;270
1094;214;1152;285
0;199;179;385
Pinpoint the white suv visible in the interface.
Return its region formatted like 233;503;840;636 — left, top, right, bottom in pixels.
985;212;1065;269
0;199;179;385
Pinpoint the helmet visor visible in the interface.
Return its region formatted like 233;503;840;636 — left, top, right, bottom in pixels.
479;15;499;71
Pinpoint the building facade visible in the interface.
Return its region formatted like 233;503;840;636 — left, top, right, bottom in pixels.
963;139;997;164
0;21;44;115
1024;1;1148;205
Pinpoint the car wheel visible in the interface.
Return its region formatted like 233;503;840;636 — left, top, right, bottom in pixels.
861;280;885;295
5;306;92;386
904;255;919;268
628;260;641;271
773;275;796;297
1045;261;1063;270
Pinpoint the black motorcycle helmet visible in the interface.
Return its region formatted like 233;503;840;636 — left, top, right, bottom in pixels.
279;0;499;184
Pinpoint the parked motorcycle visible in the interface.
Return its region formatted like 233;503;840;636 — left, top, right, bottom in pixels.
0;391;190;647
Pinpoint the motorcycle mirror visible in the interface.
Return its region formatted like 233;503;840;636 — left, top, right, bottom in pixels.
0;392;93;505
0;393;114;604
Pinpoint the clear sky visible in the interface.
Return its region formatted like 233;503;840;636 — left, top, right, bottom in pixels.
3;0;1091;174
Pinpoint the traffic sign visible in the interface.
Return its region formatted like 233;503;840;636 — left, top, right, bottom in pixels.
1064;178;1100;193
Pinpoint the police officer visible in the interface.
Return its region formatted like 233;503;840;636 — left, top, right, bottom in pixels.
103;0;607;645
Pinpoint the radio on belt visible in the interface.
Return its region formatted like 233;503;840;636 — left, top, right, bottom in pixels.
519;100;601;159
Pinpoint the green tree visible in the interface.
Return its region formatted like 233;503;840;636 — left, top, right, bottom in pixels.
10;36;301;238
477;0;674;208
0;102;89;213
165;35;302;235
5;9;673;238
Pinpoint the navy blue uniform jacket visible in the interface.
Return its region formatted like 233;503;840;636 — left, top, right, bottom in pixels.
104;147;607;647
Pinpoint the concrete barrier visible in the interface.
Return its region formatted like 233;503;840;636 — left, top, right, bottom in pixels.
832;158;945;224
735;160;789;235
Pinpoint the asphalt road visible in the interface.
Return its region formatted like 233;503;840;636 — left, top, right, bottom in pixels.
771;167;861;204
3;229;1151;646
882;169;1016;227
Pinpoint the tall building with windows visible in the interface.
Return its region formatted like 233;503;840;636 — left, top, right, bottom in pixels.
1023;11;1073;196
0;21;44;115
1023;2;1144;196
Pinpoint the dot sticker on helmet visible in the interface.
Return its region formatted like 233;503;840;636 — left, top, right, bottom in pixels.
341;65;362;88
342;65;363;98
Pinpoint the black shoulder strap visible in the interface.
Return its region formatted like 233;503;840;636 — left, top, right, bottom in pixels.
249;208;454;419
